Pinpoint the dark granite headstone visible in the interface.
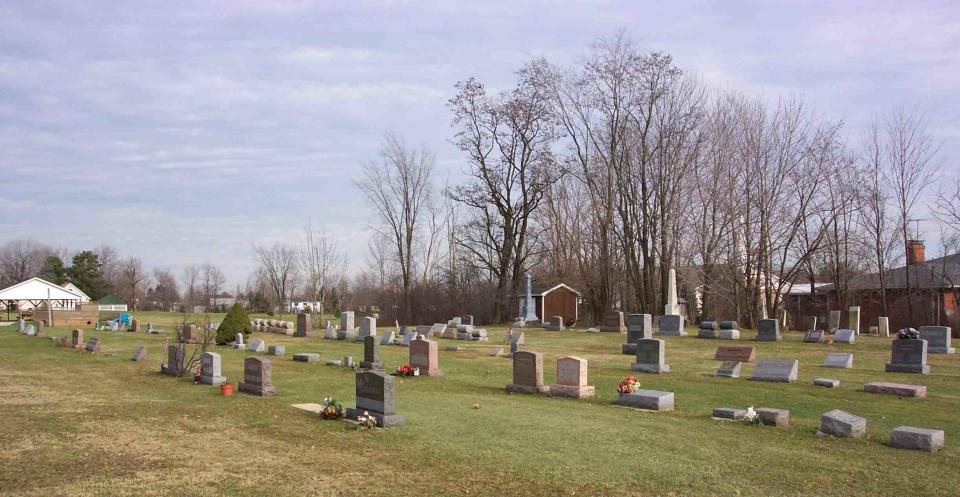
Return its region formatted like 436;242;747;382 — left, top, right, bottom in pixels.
885;339;930;374
630;338;670;373
360;335;383;370
622;314;653;354
345;370;406;427
756;319;781;341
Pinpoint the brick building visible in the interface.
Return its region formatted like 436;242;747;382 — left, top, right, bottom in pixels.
785;240;960;337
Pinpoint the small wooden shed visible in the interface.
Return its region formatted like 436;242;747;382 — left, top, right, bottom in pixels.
519;283;580;326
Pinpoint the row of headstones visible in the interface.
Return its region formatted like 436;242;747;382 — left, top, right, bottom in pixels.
711;406;943;452
97;318;163;334
503;347;942;452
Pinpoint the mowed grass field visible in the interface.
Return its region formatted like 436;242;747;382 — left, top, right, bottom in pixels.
1;311;959;497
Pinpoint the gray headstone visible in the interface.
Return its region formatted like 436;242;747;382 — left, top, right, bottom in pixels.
750;359;798;383
617;389;674;411
293;353;321;362
360;335;382;370
885;339;930;374
656;314;686;336
814;378;840;388
834;329;855;344
323;324;336;339
630;339;670;374
267;345;286;356
247;339;266;352
506;350;548;393
756;319;781;341
200;352;226;385
345;370;405;427
821;352;853;369
715;361;741;378
817;409;866;438
161;343;184;375
132;345;147;362
804;330;824;343
339;311;355;332
890;426;945;452
380;331;396;345
359;316;377;339
712;407;745;420
400;330;418;347
626;314;653;343
919;326;954;354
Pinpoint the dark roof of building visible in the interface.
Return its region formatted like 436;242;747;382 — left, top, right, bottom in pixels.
846;253;960;290
531;282;580;296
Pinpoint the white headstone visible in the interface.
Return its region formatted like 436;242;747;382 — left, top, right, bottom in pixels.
247;339;265;352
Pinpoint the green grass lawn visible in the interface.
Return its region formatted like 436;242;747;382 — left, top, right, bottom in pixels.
1;315;958;496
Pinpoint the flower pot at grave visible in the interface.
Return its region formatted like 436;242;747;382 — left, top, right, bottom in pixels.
220;383;234;396
824;338;834;345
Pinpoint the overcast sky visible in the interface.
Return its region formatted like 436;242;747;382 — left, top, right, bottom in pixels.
2;0;958;287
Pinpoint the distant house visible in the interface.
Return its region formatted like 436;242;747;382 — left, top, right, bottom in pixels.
785;240;960;336
60;282;91;303
286;301;323;312
209;293;236;308
0;277;88;311
518;283;580;326
0;277;99;325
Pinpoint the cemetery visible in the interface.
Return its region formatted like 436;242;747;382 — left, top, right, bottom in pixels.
2;309;959;496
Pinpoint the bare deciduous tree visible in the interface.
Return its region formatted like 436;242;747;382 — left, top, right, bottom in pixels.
119;257;149;311
356;133;435;323
181;266;200;310
884;107;938;321
448;60;558;322
201;263;226;310
300;221;347;319
0;239;53;286
254;243;300;319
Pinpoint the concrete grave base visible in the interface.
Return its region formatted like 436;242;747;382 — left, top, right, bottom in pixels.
506;384;550;394
630;363;670;374
200;374;226;385
548;384;595;399
238;382;278;396
884;362;929;374
291;403;323;414
345;408;406;427
717;329;740;340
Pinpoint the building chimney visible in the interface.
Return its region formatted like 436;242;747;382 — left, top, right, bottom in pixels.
906;240;925;265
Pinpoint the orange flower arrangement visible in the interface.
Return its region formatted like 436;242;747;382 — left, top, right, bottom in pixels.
617;376;642;394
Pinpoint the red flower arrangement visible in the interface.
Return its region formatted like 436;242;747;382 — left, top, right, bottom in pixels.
395;364;418;376
617;376;642;395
